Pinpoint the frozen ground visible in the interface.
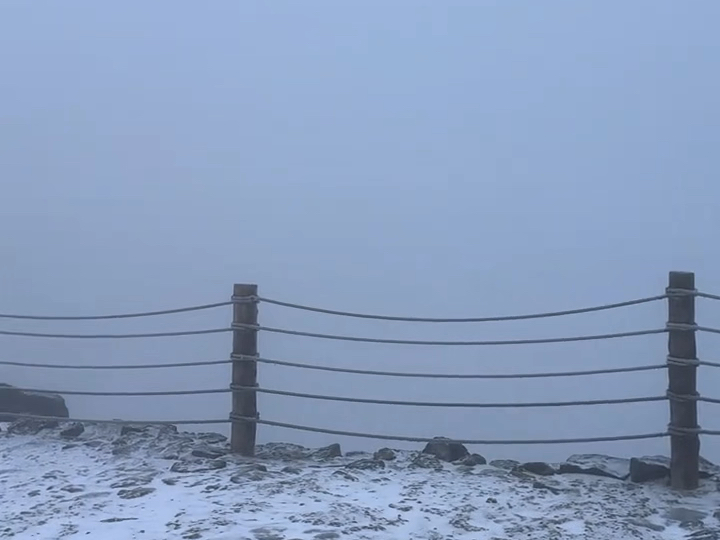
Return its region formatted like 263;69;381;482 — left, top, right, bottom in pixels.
1;420;720;540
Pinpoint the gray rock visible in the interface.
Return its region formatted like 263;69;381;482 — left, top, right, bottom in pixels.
7;418;59;435
120;425;148;436
625;518;665;532
410;453;444;470
255;442;309;460
664;507;708;523
60;423;85;439
0;383;69;422
519;462;556;476
533;481;561;494
110;476;154;489
332;470;358;481
170;459;227;473
630;457;668;483
312;443;342;460
562;454;630;480
490;459;520;470
346;458;385;471
374;448;396;461
281;466;302;475
191;445;227;459
117;487;156;500
196;432;227;444
461;454;487;467
422;437;469;462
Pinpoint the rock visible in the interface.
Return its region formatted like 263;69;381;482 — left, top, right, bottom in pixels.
519;462;556;476
461;454;487;467
282;466;302;475
170;459;227;473
664;507;708;523
422;437;469;463
533;481;561;494
60;423;85;439
7;418;59;435
120;425;148;436
625;518;665;532
230;465;268;483
196;432;227;444
410;453;444;470
312;443;342;460
332;470;358;481
191;445;227;459
630;457;669;483
255;442;309;460
0;383;69;422
110;476;154;489
562;454;630;480
374;448;396;461
117;487;156;500
346;458;385;471
490;459;520;470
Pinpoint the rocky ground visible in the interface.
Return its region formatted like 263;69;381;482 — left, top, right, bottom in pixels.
1;419;720;540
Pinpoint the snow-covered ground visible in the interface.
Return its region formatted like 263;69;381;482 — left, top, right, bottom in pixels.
1;420;719;540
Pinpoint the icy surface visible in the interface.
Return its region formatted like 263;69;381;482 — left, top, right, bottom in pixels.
1;422;720;540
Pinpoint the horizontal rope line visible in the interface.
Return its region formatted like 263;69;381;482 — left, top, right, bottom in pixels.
0;301;233;321
0;328;232;339
699;396;720;405
0;413;229;425
699;360;720;369
230;415;669;445
3;387;230;397
0;359;232;370
697;291;720;301
233;323;667;346
703;429;720;436
255;295;667;323
238;355;667;379
231;385;667;408
698;326;720;335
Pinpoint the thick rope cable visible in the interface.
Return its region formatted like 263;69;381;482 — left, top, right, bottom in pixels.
703;430;720;436
0;359;232;370
698;326;720;335
0;301;233;321
252;294;668;323
237;355;667;379
699;360;720;369
0;413;228;425
696;291;720;301
230;385;667;408
699;396;720;405
232;323;667;346
5;387;230;397
229;415;669;444
0;328;232;339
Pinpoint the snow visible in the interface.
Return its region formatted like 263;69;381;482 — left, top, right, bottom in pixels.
1;421;719;540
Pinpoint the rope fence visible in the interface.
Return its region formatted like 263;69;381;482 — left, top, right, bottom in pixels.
2;272;720;489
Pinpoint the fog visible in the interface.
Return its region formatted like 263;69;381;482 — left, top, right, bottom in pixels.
2;2;720;465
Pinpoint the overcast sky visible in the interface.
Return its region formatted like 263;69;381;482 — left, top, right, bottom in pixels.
1;1;720;464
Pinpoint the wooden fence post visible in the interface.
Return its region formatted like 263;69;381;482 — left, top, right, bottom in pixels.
667;271;699;490
230;284;258;456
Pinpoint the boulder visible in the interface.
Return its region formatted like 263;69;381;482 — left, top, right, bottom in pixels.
422;437;469;463
518;462;556;476
374;448;397;461
0;383;69;422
